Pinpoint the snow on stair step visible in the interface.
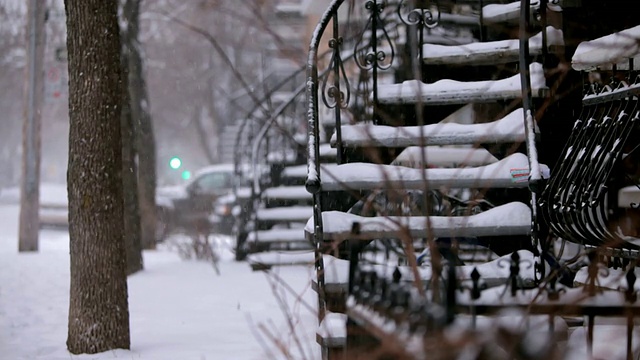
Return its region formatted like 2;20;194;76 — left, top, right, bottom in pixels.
316;312;347;348
331;108;525;148
282;164;313;180
319;143;337;160
574;266;640;292
256;206;313;222
247;251;315;271
618;185;640;209
317;152;547;191
39;205;68;228
247;228;308;244
566;326;640;360
236;187;252;200
392;146;498;168
262;186;311;201
572;24;640;71
423;27;563;65
305;201;532;242
321;250;536;293
481;0;557;24
267;149;298;164
377;63;547;105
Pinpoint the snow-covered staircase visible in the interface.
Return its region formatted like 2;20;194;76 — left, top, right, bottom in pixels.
244;155;315;270
244;144;342;270
304;0;562;357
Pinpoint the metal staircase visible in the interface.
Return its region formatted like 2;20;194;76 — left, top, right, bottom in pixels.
233;49;350;270
304;0;560;358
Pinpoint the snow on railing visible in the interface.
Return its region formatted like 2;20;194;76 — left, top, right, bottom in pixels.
306;0;347;192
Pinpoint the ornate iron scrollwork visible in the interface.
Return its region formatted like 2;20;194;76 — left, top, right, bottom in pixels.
321;37;351;109
498;252;534;297
354;0;395;71
397;0;440;28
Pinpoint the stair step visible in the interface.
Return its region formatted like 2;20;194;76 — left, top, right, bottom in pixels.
236;187;252;199
572;24;640;71
377;63;546;105
423;33;476;46
567;326;640;360
482;0;544;24
317;153;546;191
319;143;337;160
618;186;640;209
282;164;310;180
392;146;498;168
39;206;68;228
247;228;308;244
321;250;536;294
256;206;313;223
423;27;563;65
305;201;532;242
247;251;314;271
267;150;298;164
262;186;311;202
574;266;640;292
331;108;525;148
317;312;347;348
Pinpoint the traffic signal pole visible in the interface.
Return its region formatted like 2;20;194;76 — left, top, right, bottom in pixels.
18;0;46;252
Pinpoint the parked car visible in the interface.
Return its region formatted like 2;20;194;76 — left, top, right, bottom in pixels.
156;163;236;240
12;164;238;241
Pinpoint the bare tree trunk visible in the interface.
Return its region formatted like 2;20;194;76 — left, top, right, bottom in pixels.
123;0;157;249
65;0;130;353
120;21;143;275
18;0;46;252
193;105;217;164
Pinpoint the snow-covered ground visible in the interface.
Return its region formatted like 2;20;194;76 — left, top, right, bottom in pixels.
0;200;320;360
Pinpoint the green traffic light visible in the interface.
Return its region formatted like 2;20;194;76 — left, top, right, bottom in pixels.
169;157;182;170
181;170;191;180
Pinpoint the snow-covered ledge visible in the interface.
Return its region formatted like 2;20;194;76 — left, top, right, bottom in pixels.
572;25;640;71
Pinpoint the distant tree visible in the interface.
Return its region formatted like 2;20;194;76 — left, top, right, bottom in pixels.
122;0;157;249
120;0;144;274
65;0;130;354
0;0;26;188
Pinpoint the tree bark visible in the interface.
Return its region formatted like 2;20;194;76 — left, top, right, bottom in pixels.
65;0;130;354
123;0;157;249
120;0;143;275
193;106;217;164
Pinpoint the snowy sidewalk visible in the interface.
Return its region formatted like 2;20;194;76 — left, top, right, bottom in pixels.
0;204;320;360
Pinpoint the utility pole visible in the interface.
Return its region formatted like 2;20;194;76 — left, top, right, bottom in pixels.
19;0;46;252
